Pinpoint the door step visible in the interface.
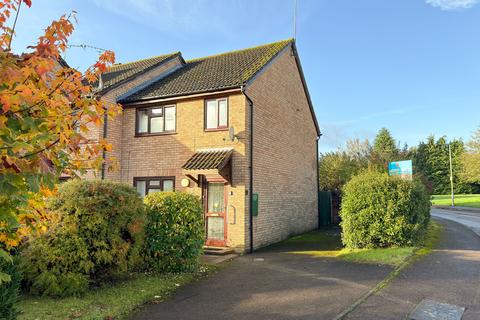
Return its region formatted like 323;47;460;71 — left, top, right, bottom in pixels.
203;246;234;256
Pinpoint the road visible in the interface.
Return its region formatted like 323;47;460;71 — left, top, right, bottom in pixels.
431;208;480;236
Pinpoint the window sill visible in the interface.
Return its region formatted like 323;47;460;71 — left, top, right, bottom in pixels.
135;132;177;138
204;128;229;132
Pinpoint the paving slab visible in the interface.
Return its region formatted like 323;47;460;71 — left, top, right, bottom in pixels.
345;218;480;320
409;299;465;320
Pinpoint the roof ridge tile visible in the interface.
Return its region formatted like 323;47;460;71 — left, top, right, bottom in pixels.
109;52;180;71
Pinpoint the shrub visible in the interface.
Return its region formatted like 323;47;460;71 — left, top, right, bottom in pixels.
0;258;21;320
20;180;145;297
340;171;431;248
144;192;204;272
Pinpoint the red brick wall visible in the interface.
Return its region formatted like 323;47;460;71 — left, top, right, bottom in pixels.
101;57;184;181
119;93;250;252
247;46;319;249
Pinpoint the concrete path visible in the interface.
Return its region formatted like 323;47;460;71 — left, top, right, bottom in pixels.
345;218;480;320
131;236;391;320
432;208;480;236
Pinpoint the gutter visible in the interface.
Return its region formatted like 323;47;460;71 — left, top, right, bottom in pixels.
316;134;322;227
121;87;242;107
241;85;254;254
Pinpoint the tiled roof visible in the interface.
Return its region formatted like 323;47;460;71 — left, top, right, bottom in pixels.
120;39;293;103
98;52;181;92
182;148;233;170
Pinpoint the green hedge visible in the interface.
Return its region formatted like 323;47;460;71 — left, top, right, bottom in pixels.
144;192;204;272
0;258;21;320
340;171;431;248
20;180;145;297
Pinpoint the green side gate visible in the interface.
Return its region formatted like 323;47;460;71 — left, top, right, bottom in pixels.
319;191;332;226
319;191;341;226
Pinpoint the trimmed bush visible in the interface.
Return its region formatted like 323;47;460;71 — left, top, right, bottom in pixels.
20;180;145;297
340;171;431;248
0;259;21;320
144;192;204;272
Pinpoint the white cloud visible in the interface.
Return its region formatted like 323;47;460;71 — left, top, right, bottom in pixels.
426;0;478;11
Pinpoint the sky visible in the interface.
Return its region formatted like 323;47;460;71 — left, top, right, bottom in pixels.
9;0;480;152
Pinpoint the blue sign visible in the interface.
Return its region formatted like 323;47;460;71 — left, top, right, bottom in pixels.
388;160;413;179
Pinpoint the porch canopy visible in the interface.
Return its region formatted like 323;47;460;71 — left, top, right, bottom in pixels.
182;148;233;184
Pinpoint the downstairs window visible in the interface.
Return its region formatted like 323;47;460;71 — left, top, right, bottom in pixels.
134;177;175;197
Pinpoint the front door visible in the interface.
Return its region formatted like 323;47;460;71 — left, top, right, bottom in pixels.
205;181;227;247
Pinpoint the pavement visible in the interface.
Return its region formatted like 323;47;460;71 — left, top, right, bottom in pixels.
131;232;392;320
345;217;480;320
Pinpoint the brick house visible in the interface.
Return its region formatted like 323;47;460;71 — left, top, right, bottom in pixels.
91;39;320;253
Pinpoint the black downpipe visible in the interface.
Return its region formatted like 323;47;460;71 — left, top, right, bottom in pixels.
100;111;108;180
316;135;321;228
242;86;254;254
249;98;254;253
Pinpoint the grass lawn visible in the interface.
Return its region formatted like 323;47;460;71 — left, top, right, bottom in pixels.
432;194;480;208
274;221;442;267
18;266;214;320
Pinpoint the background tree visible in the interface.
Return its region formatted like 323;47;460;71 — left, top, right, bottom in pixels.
460;126;480;185
345;138;372;163
372;127;399;167
319;128;423;192
413;135;473;194
398;142;413;160
0;0;119;282
319;138;376;191
318;151;363;191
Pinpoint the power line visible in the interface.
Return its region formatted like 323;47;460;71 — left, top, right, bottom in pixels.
67;44;107;54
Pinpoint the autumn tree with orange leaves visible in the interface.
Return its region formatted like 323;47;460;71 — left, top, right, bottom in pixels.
0;0;120;282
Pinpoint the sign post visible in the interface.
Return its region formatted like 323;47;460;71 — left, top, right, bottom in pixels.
449;144;455;207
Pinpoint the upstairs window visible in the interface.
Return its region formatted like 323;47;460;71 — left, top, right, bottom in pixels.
136;105;176;135
205;98;228;130
134;177;175;198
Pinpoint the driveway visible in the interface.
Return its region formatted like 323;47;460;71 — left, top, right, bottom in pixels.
131;231;391;320
132;211;480;320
